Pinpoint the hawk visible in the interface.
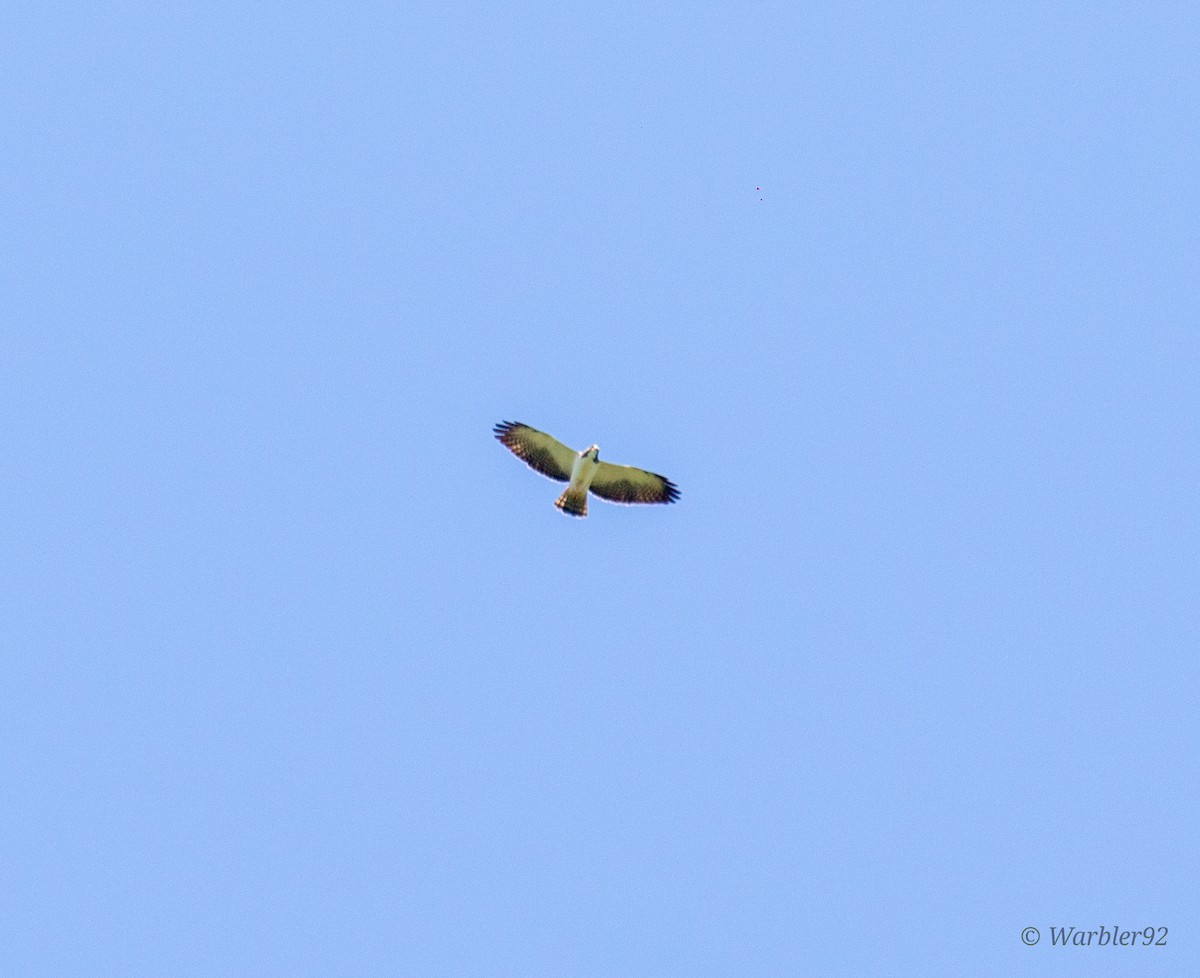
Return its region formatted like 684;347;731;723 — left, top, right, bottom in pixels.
494;421;680;518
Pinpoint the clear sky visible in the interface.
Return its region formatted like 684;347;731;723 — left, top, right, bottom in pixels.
4;1;1197;975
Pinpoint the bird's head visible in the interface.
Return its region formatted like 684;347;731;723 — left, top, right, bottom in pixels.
584;445;600;459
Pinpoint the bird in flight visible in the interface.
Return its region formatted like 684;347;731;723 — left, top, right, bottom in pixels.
494;421;680;518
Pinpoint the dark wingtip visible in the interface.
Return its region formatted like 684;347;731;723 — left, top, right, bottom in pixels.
655;474;681;504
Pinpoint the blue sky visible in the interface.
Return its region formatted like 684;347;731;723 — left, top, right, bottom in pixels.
3;1;1197;975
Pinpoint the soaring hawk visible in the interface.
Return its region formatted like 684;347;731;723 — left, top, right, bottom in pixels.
494;421;680;518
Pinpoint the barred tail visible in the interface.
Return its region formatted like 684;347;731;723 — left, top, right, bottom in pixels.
555;487;588;517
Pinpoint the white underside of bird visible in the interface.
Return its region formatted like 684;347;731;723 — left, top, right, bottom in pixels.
556;446;600;517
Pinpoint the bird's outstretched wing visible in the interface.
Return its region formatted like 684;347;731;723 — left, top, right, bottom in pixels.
590;460;680;505
493;421;576;482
